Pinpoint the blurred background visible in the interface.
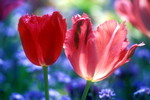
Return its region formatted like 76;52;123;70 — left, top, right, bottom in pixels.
0;0;150;100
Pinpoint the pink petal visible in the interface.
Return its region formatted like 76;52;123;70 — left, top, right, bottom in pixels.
93;42;145;82
72;13;89;24
115;0;150;37
93;21;127;80
138;0;150;31
64;17;94;80
116;42;145;68
115;0;133;21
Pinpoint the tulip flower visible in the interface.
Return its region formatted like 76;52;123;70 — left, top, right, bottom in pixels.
18;11;66;66
18;11;67;100
64;13;144;100
115;0;150;37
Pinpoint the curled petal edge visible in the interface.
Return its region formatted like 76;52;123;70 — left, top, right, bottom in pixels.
91;42;145;82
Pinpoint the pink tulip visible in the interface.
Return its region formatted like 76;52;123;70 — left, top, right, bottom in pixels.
64;14;144;82
115;0;150;37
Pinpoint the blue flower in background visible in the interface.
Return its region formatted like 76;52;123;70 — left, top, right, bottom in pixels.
114;63;140;79
0;58;3;65
134;87;150;100
66;78;86;91
58;95;71;100
24;90;44;100
0;59;14;71
134;87;150;95
37;7;56;15
54;71;71;83
0;48;4;58
0;73;5;83
55;54;73;70
49;89;60;100
66;78;99;100
66;78;85;100
0;17;18;37
10;93;24;100
11;2;31;17
15;50;42;72
135;48;150;61
98;89;115;100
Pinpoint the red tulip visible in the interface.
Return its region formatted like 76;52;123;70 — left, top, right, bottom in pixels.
0;0;24;20
18;11;67;66
115;0;150;37
64;14;144;82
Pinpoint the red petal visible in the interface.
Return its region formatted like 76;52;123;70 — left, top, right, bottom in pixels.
18;11;66;66
39;11;67;65
18;15;40;66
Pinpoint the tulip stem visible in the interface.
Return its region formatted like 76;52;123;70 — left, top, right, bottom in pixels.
43;66;49;100
81;80;92;100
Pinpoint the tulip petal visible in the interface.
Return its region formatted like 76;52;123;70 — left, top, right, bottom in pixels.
115;0;134;21
65;16;95;80
93;42;145;82
72;13;89;24
39;11;67;65
139;0;150;31
18;11;66;66
115;0;150;37
92;21;127;80
115;42;145;68
18;15;40;65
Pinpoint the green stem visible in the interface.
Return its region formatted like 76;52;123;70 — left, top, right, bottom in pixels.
42;66;49;100
81;80;92;100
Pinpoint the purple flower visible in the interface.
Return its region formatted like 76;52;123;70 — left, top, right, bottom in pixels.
0;48;4;58
15;50;42;72
49;89;60;99
66;78;99;100
54;71;71;83
1;59;14;71
0;73;5;83
10;93;24;100
24;91;44;100
58;96;71;100
55;55;73;70
134;87;150;97
98;89;115;100
136;48;150;61
114;63;139;79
